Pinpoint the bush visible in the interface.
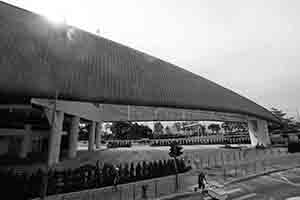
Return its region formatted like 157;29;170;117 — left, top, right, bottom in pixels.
0;157;192;199
107;141;132;148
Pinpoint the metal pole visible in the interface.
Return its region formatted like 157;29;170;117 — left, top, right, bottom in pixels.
207;157;210;168
221;153;224;166
119;186;122;200
215;154;217;167
235;165;238;177
155;180;158;198
133;184;136;200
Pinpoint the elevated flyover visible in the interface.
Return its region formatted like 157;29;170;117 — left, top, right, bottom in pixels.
0;2;280;164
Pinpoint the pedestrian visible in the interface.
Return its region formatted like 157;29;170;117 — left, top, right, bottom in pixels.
113;166;120;191
198;171;207;191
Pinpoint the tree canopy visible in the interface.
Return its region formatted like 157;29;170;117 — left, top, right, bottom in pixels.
208;123;221;134
269;108;300;132
153;122;164;134
110;121;152;139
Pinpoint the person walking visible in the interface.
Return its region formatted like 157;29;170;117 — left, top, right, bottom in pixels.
198;171;208;191
113;167;120;191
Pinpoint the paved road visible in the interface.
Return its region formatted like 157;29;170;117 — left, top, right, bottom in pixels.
175;168;300;200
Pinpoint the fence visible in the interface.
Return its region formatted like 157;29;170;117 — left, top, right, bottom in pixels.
0;158;190;200
27;147;291;200
32;171;193;200
185;147;288;170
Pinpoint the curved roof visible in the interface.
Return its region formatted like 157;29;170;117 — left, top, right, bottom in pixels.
0;2;279;123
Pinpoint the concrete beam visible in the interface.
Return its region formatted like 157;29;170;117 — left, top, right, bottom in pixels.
19;124;32;158
95;122;102;149
248;118;271;147
31;98;248;122
0;128;50;137
44;109;64;166
88;121;96;152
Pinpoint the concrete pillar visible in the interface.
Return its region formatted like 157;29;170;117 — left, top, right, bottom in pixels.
88;121;96;151
45;109;64;166
68;116;80;159
19;124;32;158
248;119;271;147
95;122;102;149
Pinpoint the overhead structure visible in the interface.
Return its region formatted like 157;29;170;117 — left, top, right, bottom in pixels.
0;2;280;164
0;2;278;123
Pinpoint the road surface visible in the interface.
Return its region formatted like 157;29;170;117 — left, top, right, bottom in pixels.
175;168;300;200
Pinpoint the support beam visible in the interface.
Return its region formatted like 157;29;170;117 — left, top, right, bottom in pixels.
68;116;80;159
45;109;64;165
248;119;271;147
19;124;32;158
88;121;96;152
95;122;102;149
32;98;248;122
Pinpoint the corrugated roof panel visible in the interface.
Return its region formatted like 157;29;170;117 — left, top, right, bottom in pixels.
0;2;279;123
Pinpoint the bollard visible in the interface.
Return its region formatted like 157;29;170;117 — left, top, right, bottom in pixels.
155;180;158;198
207;157;210;168
235;165;238;177
119;186;122;200
221;153;225;166
133;184;136;200
234;151;237;165
223;168;226;181
215;154;217;167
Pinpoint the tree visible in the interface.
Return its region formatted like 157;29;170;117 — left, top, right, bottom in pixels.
168;141;183;191
110;122;152;139
172;122;182;133
154;122;164;134
104;123;111;133
110;121;132;139
221;122;230;133
208;124;221;134
270;107;300;132
221;122;248;134
165;126;172;134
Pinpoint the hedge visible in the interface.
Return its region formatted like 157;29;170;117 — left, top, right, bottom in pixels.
0;158;191;199
150;136;251;146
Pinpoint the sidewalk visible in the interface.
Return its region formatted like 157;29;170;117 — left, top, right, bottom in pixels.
157;152;300;200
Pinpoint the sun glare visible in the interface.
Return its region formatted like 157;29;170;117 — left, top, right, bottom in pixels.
40;3;68;24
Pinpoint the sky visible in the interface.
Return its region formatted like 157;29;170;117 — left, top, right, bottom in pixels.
4;0;300;119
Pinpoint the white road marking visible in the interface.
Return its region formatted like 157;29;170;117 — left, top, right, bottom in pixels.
285;197;300;200
232;193;256;200
279;176;300;186
226;188;242;194
203;196;212;200
266;175;290;184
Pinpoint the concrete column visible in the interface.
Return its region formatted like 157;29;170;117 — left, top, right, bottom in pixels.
68;116;80;159
88;121;96;151
95;122;102;149
45;109;64;166
248;119;271;147
19;124;32;158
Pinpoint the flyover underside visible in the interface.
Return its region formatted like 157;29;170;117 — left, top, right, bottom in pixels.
31;98;248;122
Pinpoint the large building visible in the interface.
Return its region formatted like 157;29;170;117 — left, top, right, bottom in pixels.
0;2;280;165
